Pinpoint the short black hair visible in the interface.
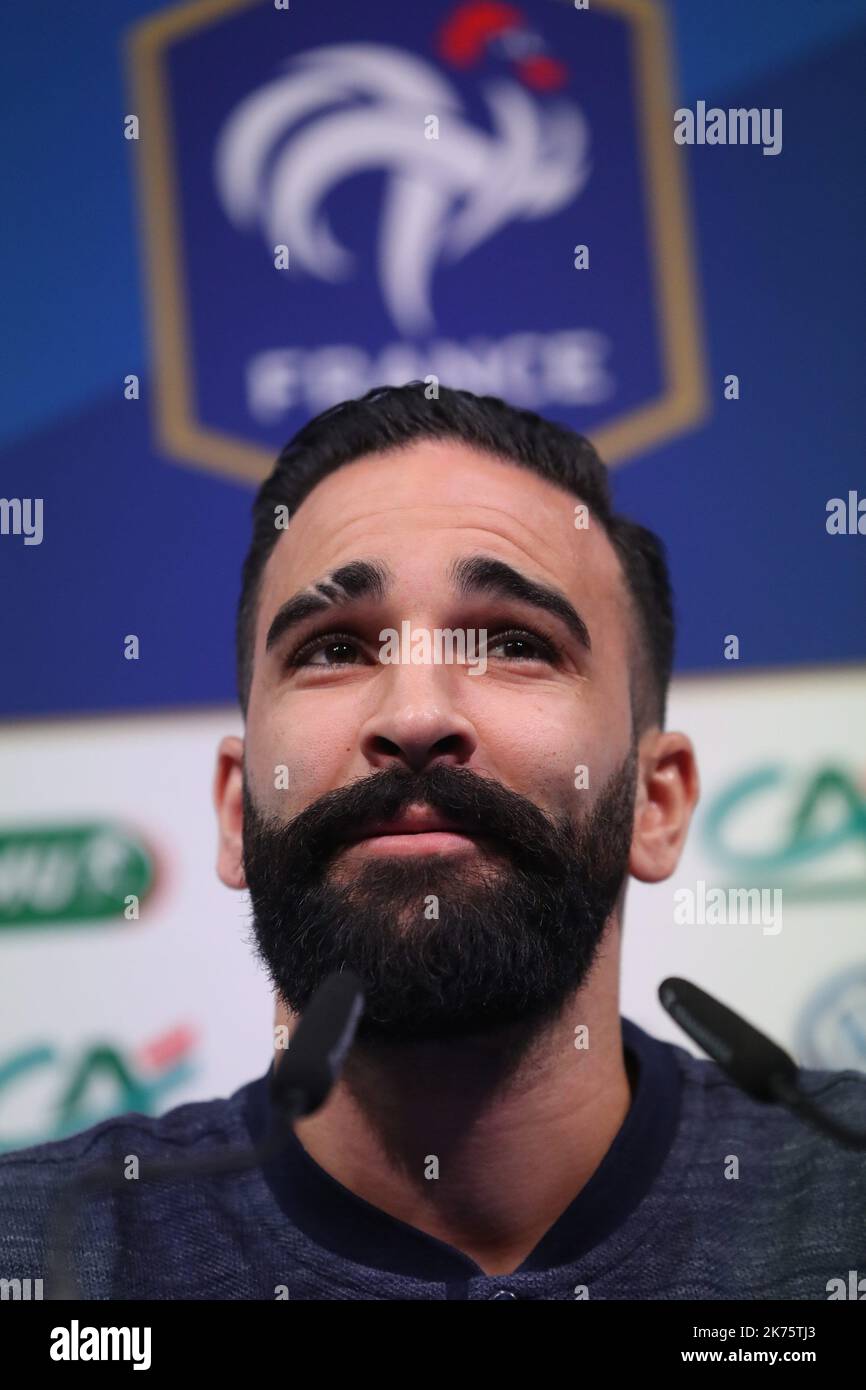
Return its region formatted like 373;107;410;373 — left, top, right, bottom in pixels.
236;382;675;729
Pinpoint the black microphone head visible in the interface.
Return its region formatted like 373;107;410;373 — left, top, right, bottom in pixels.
659;977;798;1102
270;969;365;1119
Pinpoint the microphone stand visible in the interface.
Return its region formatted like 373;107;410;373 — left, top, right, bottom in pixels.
660;976;866;1151
46;969;365;1299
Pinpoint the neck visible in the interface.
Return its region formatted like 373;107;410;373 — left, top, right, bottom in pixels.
273;951;632;1276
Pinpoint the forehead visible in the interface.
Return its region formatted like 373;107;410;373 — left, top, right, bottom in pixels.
258;438;630;624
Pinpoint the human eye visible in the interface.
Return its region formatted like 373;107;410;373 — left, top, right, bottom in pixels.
485;627;560;662
286;631;368;668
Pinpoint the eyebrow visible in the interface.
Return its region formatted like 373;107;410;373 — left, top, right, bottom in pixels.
265;560;389;653
449;554;591;652
264;553;591;654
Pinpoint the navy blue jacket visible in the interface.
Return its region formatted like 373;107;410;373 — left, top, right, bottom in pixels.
1;1019;864;1300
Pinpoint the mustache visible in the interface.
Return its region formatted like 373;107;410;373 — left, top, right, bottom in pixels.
243;764;575;877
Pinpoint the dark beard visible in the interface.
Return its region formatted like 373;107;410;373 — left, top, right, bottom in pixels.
242;752;637;1045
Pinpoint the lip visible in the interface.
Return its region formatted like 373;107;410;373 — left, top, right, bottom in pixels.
344;806;476;845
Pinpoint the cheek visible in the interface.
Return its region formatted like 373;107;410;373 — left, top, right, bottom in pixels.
471;688;593;813
245;699;352;816
470;682;630;817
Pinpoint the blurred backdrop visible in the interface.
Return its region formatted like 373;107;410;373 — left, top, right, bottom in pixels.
1;0;864;1149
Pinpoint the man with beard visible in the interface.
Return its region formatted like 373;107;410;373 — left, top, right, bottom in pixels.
1;383;864;1301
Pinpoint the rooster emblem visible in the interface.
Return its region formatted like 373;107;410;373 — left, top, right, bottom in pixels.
213;5;590;336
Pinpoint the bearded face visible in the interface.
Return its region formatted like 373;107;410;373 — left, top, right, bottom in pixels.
243;752;637;1045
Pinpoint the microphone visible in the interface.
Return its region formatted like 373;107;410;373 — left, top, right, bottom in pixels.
659;976;866;1150
270;967;365;1118
46;969;365;1299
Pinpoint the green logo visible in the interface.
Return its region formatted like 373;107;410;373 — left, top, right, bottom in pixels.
703;765;866;900
0;1029;196;1151
0;823;154;927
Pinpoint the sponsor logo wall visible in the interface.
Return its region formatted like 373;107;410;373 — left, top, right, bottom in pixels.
625;665;866;1073
0;712;270;1151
